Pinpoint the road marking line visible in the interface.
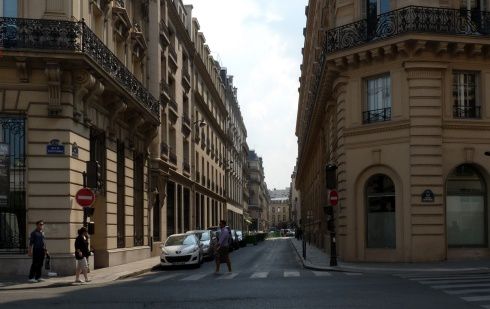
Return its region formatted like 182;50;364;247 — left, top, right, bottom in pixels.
419;278;490;285
345;273;362;276
461;295;490;302
218;273;239;280
410;275;490;281
444;288;490;295
312;271;332;277
250;272;269;279
146;273;181;283
284;271;300;278
181;273;208;281
433;283;490;289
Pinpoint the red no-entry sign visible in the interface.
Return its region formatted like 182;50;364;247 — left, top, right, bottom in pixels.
76;188;95;207
329;190;339;206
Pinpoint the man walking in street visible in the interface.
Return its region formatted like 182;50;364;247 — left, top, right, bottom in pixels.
28;220;47;283
215;220;232;274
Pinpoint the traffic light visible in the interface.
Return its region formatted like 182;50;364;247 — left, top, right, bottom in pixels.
86;160;102;189
325;164;337;189
88;221;95;235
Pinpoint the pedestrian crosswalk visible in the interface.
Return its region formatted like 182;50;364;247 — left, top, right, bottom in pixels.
137;270;363;283
396;272;490;308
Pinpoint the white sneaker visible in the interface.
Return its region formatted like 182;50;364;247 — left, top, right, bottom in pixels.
37;278;45;282
28;279;38;283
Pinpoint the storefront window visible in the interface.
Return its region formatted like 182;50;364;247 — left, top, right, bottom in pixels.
447;164;486;247
366;174;396;249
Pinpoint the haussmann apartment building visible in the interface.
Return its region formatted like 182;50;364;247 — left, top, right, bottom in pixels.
296;0;490;262
0;0;250;276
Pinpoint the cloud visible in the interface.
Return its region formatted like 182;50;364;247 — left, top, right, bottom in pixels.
187;0;306;188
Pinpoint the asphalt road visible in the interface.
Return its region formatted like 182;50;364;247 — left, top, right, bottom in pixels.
0;238;488;308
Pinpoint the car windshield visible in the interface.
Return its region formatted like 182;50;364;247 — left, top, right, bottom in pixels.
165;235;196;246
200;231;210;241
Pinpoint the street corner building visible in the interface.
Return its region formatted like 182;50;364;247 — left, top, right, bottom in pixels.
0;0;160;275
296;0;490;263
0;0;255;276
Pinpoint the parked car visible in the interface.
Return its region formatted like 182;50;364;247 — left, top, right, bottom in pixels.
160;233;203;267
230;229;240;250
208;226;234;252
186;230;216;259
286;229;295;237
236;230;246;247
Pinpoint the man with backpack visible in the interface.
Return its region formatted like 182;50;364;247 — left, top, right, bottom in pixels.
215;220;232;274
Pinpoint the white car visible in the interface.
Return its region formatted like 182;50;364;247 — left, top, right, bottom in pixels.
160;233;203;267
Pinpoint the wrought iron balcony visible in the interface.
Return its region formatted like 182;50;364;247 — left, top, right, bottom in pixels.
362;107;392;124
169;43;177;61
169;149;177;165
453;105;481;119
183;161;190;173
160;142;169;157
326;6;490;55
0;17;159;118
168;97;178;112
115;0;125;8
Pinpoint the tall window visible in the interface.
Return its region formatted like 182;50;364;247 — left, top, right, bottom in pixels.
116;141;125;248
0;0;17;17
364;74;391;124
453;71;480;118
133;153;144;246
447;164;487;247
0;117;25;253
90;129;106;193
366;174;395;249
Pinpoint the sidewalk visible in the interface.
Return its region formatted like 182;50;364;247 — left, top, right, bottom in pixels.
289;238;490;274
0;256;160;291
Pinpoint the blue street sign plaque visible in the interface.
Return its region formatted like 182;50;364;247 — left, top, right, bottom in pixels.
47;139;65;155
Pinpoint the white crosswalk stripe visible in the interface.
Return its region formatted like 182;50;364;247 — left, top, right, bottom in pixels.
218;272;239;280
142;269;359;283
147;273;181;283
398;272;490;308
283;271;300;277
181;273;209;281
250;272;269;279
312;271;332;277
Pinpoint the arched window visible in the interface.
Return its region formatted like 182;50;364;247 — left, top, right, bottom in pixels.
366;174;396;248
447;164;487;247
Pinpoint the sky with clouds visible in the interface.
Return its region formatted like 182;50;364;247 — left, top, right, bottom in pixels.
186;0;307;190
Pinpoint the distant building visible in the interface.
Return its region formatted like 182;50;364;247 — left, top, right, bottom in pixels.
290;164;301;228
269;188;291;229
247;150;270;231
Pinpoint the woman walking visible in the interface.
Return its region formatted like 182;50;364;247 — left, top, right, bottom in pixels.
74;227;91;283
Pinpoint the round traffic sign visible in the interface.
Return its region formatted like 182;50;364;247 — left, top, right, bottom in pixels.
329;190;339;206
76;188;95;207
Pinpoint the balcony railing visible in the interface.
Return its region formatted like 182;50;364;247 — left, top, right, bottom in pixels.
363;107;391;124
0;17;159;118
160;142;169;157
326;6;490;55
169;149;177;165
169;43;177;60
168;98;178;112
115;0;125;8
183;161;190;173
453;105;481;119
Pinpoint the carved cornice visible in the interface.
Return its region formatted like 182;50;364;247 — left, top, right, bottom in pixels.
344;120;410;137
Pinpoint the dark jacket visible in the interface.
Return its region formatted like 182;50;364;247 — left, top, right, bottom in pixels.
75;235;90;260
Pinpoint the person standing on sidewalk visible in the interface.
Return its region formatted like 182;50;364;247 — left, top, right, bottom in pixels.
74;227;91;283
215;220;232;274
28;220;47;283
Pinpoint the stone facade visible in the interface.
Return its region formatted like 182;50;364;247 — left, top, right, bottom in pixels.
0;0;251;275
269;188;291;229
247;150;270;232
296;0;490;262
